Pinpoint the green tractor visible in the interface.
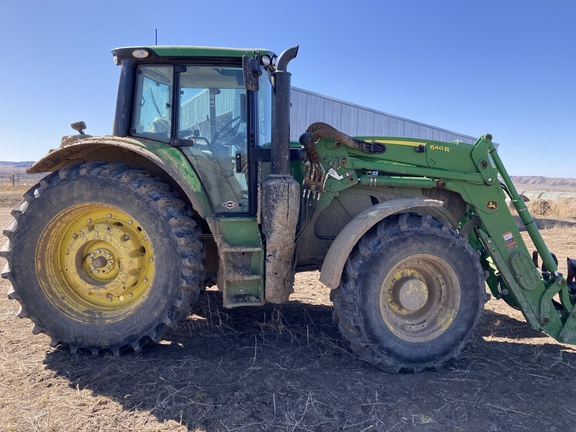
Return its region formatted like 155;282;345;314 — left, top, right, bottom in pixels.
2;45;576;372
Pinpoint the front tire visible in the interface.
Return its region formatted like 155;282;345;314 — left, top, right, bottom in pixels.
332;213;486;372
1;162;204;355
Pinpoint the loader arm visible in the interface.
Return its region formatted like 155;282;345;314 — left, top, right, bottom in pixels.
448;135;576;343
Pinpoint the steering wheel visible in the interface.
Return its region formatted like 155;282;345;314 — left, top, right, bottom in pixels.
212;116;243;145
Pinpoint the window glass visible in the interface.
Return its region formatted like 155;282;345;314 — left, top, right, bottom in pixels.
178;66;249;213
130;64;269;214
257;71;272;147
132;66;173;140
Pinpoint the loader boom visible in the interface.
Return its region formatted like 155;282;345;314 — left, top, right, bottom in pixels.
467;138;575;344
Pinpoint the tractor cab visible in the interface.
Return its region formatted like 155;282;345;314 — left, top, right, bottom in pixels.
112;47;276;215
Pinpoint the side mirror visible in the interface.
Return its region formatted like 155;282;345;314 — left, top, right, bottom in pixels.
242;55;260;92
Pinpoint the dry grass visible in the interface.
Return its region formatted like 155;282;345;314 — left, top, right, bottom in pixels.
2;188;576;431
524;197;576;218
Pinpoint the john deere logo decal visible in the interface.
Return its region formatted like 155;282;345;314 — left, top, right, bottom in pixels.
487;200;498;210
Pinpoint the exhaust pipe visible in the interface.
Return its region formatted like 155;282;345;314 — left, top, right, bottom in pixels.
262;45;301;304
271;46;299;175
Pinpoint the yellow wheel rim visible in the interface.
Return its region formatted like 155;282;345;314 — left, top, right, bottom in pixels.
380;254;460;343
36;204;155;323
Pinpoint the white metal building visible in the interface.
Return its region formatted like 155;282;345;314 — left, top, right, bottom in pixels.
290;87;477;144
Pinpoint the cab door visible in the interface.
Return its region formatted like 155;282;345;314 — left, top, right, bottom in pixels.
176;66;250;214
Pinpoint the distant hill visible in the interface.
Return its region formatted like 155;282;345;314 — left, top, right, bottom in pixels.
0;162;41;186
0;161;35;169
511;176;576;192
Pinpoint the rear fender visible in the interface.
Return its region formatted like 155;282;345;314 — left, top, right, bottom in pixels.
319;198;444;289
27;136;212;218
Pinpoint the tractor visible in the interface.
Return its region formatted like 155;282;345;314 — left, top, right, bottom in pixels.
2;45;576;372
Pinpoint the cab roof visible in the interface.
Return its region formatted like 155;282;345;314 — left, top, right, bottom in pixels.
112;46;275;65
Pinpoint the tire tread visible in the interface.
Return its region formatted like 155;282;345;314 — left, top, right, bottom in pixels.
2;161;204;356
333;213;486;372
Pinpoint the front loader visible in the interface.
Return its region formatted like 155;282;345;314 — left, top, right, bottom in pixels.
2;45;575;372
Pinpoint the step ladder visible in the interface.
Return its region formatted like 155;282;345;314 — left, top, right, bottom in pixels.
215;217;265;307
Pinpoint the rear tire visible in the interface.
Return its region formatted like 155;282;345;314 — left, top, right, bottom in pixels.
1;162;204;355
332;213;486;372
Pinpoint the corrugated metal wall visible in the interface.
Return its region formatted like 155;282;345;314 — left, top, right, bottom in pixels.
290;87;477;144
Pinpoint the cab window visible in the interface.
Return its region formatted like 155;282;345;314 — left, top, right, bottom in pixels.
132;66;173;141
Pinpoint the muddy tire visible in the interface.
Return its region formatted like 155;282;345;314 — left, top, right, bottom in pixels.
1;162;204;355
332;213;486;372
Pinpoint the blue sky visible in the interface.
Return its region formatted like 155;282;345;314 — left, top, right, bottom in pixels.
0;0;574;177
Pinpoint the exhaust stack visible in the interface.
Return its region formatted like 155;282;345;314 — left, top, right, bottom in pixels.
271;46;299;175
262;46;301;304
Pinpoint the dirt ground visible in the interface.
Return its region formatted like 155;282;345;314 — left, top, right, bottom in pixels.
1;187;576;432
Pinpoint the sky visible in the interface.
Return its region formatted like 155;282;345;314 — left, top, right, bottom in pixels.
0;0;574;177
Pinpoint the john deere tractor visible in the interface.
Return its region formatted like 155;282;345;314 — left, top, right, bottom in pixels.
2;45;576;372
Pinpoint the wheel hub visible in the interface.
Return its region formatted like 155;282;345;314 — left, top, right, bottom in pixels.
37;204;155;318
394;274;428;312
380;255;460;343
83;244;118;282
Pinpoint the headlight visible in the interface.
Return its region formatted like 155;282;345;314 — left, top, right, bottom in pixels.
259;54;271;67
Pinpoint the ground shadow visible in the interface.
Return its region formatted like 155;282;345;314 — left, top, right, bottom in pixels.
43;291;576;431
